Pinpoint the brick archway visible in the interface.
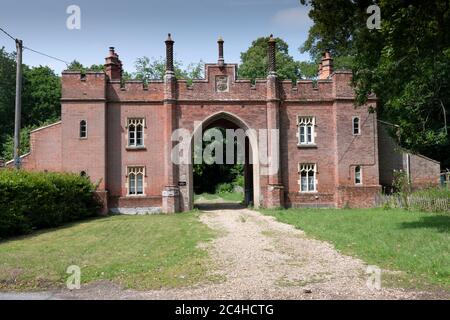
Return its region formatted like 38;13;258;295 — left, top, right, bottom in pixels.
179;111;261;211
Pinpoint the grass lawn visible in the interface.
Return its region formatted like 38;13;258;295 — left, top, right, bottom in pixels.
261;208;450;290
194;192;244;203
0;211;216;291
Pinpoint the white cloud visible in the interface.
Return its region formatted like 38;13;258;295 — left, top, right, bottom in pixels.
272;7;311;28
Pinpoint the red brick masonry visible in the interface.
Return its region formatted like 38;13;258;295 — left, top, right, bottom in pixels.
13;40;440;213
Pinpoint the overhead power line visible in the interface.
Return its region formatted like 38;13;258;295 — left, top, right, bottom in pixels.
0;26;70;66
0;27;16;41
23;46;70;66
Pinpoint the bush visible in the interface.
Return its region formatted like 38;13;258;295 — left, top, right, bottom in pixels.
233;175;244;188
0;169;101;239
215;182;233;194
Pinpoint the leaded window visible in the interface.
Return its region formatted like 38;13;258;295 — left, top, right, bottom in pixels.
353;117;360;135
79;120;87;138
297;116;315;145
355;165;362;184
128;166;144;195
299;163;316;192
128;118;144;147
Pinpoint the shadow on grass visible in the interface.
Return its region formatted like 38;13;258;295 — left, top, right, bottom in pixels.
399;215;450;233
0;215;109;245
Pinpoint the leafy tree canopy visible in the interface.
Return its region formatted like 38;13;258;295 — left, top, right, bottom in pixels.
239;36;302;82
300;0;450;169
0;49;61;158
133;56;204;85
67;60;104;73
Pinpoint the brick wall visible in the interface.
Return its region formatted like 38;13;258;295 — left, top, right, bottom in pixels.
21;46;442;212
20;122;62;171
377;121;440;190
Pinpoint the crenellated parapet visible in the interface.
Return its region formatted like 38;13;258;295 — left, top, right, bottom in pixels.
61;71;106;101
280;79;334;101
61;41;369;106
107;80;164;102
177;64;267;102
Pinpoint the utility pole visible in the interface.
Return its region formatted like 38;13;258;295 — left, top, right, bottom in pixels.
13;38;23;169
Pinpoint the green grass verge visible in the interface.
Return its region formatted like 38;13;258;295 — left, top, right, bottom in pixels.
0;211;216;291
261;207;450;290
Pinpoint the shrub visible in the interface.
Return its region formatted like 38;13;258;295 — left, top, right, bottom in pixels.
233;175;244;188
0;169;101;239
392;170;411;209
215;182;233;194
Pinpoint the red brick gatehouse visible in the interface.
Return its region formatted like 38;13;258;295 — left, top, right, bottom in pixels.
10;35;440;213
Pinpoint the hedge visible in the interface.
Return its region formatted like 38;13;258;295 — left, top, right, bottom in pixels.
0;169;101;239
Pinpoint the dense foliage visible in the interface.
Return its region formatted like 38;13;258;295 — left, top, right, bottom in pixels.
0;49;61;158
133;56;204;85
1;119;56;160
193;127;244;194
239;36;302;83
0;170;101;238
300;0;450;169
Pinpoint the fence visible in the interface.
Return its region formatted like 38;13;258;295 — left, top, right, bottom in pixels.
377;194;450;213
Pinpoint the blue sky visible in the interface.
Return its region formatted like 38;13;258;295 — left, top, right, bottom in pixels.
0;0;313;74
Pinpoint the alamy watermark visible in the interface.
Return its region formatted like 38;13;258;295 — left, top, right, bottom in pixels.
66;5;81;30
66;265;81;290
366;5;381;30
366;265;381;290
171;122;280;176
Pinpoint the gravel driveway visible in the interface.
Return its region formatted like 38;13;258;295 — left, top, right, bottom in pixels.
0;204;442;300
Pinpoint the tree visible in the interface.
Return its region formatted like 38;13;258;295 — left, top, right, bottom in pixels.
22;66;61;127
133;56;204;84
0;48;17;153
239;37;301;82
1;119;56;160
66;60;105;73
0;49;61;158
298;61;317;79
300;0;450;169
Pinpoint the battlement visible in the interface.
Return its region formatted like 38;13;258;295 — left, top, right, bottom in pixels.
62;68;359;103
107;80;164;102
281;79;334;101
60;37;370;103
61;71;106;100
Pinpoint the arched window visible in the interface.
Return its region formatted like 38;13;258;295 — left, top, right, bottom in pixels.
299;163;317;192
355;165;362;184
297;116;315;145
353;117;360;135
128;166;145;195
79;120;87;138
127;118;144;147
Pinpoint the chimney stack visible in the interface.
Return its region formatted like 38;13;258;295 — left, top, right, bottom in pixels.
319;51;333;79
165;33;174;74
105;47;122;81
267;34;276;76
217;36;224;67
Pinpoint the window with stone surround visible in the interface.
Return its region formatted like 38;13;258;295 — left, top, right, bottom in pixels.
299;163;317;192
353;116;360;135
355;165;362;184
127;166;145;195
127;118;145;147
297;116;315;146
79;120;87;138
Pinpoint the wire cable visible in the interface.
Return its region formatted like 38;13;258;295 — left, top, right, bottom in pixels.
0;27;16;41
1;25;70;66
23;46;70;67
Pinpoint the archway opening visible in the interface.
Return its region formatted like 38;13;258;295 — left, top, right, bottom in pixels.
181;112;260;211
194;119;250;209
